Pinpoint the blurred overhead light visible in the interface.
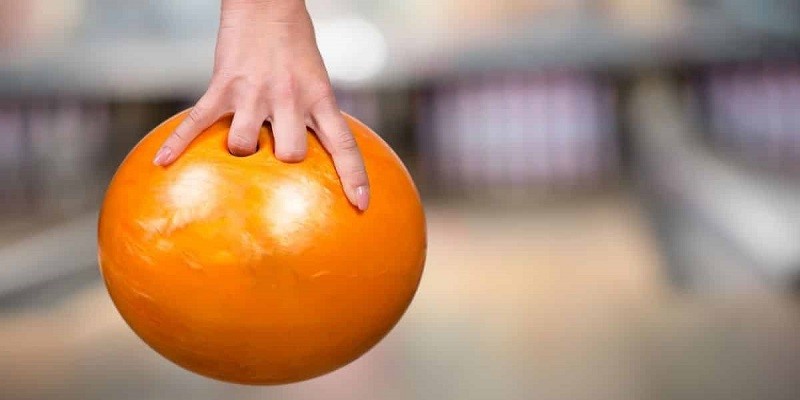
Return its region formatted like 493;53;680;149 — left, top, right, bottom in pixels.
315;17;388;84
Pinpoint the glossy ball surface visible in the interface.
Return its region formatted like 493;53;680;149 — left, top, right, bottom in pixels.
98;111;426;385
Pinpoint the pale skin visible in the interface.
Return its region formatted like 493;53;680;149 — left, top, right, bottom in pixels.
153;0;370;210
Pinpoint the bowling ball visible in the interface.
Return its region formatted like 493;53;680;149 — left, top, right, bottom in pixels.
98;110;426;385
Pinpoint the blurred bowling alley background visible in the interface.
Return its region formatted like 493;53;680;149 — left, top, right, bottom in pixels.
2;0;800;399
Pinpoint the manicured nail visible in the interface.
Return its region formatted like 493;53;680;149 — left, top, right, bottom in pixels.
153;147;172;166
355;186;370;211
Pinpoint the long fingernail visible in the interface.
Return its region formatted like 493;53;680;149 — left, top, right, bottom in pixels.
153;147;172;166
355;186;370;211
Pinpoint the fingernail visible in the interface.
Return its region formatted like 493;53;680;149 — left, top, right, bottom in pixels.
153;147;172;166
355;186;370;211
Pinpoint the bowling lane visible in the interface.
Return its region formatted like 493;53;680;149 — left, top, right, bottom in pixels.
2;193;800;400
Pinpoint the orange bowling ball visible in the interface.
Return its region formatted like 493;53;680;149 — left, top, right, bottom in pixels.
98;110;426;385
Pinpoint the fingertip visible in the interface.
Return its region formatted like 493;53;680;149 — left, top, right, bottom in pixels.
153;147;173;166
354;185;370;211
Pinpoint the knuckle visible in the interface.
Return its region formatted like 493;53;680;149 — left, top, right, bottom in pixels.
214;72;258;97
333;131;359;153
308;87;336;111
171;129;187;142
312;83;335;99
187;106;207;124
249;90;271;109
231;80;270;109
208;79;225;93
343;166;368;183
201;93;224;111
273;77;297;100
211;70;238;89
228;133;256;155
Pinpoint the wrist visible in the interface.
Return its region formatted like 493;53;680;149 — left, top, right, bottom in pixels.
222;0;307;22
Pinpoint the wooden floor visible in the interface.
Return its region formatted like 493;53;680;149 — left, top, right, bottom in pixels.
1;192;799;400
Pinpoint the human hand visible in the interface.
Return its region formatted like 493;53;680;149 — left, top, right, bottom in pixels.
153;0;370;210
